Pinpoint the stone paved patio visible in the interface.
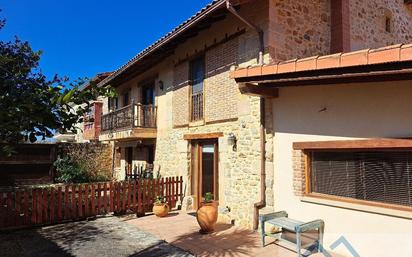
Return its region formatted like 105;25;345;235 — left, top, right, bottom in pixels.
126;211;332;257
0;216;193;257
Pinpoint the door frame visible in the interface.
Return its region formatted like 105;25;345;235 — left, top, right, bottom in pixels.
190;139;219;209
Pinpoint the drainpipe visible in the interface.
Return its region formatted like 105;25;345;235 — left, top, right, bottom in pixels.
225;0;264;65
253;98;266;230
225;0;266;229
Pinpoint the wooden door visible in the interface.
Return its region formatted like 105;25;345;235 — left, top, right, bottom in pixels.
191;140;218;209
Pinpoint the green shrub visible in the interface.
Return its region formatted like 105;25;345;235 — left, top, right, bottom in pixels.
204;192;214;203
54;156;90;183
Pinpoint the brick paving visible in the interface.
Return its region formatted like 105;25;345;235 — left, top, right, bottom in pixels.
126;211;305;257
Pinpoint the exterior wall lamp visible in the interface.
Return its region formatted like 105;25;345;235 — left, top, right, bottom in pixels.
158;80;164;91
228;133;237;151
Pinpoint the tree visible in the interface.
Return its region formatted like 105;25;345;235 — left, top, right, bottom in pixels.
0;15;115;154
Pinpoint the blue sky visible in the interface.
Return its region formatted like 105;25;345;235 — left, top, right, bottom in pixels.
1;0;211;80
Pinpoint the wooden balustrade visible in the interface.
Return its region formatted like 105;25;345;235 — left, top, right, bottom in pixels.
191;92;203;121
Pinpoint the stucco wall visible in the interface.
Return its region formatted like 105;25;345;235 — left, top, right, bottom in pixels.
272;81;412;257
350;0;412;51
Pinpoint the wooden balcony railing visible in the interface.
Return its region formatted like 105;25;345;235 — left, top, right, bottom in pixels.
101;103;157;132
191;91;203;121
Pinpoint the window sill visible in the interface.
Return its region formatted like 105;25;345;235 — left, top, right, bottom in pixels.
301;194;412;220
189;120;205;127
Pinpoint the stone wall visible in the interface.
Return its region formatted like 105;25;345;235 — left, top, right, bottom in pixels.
268;0;331;62
58;142;113;179
350;0;412;51
154;21;275;227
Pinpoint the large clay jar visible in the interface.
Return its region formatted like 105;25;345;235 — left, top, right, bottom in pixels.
153;203;169;217
196;201;218;233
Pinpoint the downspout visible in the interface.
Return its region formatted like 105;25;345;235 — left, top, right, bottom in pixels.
225;0;264;65
225;0;266;230
253;98;266;230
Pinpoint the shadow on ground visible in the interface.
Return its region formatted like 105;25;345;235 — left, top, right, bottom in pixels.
0;229;74;257
0;216;193;257
170;223;259;257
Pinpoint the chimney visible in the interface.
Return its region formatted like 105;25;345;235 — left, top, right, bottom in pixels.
330;0;351;53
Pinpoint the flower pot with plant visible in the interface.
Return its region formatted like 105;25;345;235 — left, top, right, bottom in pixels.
196;192;218;233
153;195;169;217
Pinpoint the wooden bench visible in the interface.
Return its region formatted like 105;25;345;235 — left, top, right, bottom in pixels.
259;211;324;257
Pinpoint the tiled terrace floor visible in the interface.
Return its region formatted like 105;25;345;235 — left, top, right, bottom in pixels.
126;211;336;257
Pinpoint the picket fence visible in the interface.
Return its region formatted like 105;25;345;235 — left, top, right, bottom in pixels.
0;176;183;229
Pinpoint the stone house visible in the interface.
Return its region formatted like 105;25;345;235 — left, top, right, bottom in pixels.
85;0;412;256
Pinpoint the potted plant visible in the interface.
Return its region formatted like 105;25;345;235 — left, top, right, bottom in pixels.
196;192;218;234
152;195;169;217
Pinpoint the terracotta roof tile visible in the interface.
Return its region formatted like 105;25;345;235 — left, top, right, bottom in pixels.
262;64;278;75
277;59;297;74
341;49;369;67
231;43;412;79
296;56;318;71
401;44;412;61
247;66;262;76
317;53;341;69
368;44;401;64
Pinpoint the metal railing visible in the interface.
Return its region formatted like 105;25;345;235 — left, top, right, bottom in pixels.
101;103;157;132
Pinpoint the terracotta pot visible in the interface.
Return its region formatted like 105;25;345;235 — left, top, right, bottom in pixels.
196;201;218;233
153;203;169;217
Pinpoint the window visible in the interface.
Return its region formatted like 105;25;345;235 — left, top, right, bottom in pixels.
190;57;205;121
308;150;412;208
123;91;130;107
108;97;118;112
385;16;392;33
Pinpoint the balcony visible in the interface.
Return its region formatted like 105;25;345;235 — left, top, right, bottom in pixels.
99;103;157;141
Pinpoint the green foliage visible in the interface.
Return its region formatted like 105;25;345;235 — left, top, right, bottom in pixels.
154;195;166;205
54;154;111;184
0;14;116;155
54;156;90;183
204;192;214;203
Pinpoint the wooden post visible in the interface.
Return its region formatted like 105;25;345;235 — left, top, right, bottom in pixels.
78;184;83;218
32;190;37;225
180;176;183;202
64;185;70;220
122;182;127;211
24;190;30;225
96;183;101;215
132;181;137;211
15;191;21;227
57;187;62;222
91;184;96;216
109;182;114;212
137;180;142;214
37;190;43;224
50;188;55;224
103;183;108;214
84;184;89;217
116;182;121;212
71;185;76;219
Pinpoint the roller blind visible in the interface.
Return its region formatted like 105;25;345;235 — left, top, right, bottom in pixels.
310;151;412;207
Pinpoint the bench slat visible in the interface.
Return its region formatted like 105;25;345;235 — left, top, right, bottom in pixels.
267;217;304;231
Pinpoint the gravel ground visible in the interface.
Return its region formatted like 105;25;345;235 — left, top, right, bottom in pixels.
0;217;194;257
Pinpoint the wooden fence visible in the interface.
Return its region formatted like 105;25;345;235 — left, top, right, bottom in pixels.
0;176;183;229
